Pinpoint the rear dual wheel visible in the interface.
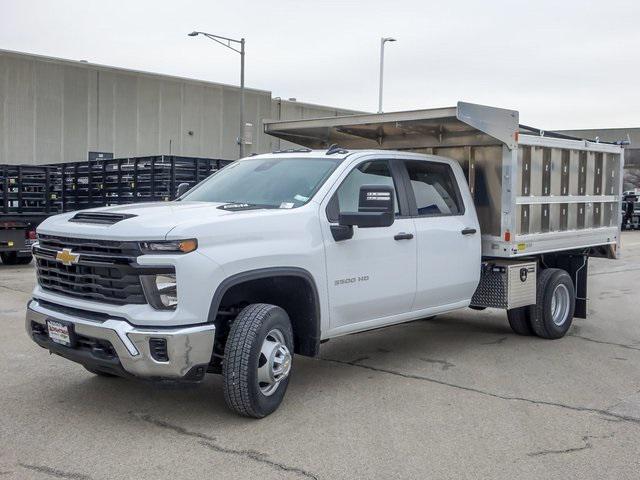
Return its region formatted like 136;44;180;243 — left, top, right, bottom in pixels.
507;268;575;339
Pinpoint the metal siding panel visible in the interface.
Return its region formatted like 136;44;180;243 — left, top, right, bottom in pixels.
182;83;204;157
62;66;88;162
0;57;4;163
221;87;240;159
201;85;224;157
4;57;35;164
34;61;64;164
136;77;161;156
159;80;181;155
113;74;137;157
96;71;115;154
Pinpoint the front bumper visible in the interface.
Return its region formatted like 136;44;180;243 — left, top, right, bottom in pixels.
26;299;215;380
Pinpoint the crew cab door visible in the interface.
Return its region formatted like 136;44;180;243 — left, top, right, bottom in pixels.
321;158;417;331
400;158;481;310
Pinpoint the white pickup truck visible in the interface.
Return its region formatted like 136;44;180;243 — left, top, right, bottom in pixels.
26;103;624;417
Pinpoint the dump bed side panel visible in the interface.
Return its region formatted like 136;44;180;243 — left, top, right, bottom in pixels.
264;102;624;258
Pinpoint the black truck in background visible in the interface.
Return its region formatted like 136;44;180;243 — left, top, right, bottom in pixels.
0;156;231;265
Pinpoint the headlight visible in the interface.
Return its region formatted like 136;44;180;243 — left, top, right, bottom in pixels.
140;239;197;254
141;273;178;310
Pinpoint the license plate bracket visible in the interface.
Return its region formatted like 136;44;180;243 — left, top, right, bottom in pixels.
46;319;76;347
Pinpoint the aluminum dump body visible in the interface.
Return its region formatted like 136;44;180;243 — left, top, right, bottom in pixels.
264;102;624;258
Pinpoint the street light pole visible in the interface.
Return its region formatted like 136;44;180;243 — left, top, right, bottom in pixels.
378;37;396;114
239;38;245;159
188;30;246;158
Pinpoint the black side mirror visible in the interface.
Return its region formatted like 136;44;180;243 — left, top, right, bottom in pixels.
338;184;395;228
176;182;190;198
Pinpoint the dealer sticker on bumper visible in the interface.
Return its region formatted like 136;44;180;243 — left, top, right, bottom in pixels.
47;320;72;347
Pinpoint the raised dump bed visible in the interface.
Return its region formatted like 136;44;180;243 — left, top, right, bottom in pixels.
264;102;624;258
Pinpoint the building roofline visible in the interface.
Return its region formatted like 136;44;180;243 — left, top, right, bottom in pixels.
0;48;270;94
556;127;640;133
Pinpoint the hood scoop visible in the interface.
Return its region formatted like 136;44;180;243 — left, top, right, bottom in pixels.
69;212;137;225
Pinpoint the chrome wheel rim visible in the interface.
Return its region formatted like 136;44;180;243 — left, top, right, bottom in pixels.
257;329;291;396
551;284;571;326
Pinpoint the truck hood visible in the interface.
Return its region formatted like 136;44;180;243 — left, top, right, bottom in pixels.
37;201;238;240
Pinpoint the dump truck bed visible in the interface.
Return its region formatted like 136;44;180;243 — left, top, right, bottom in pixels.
264;102;624;259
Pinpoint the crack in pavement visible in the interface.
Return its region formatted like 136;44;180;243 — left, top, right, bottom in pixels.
131;412;318;480
348;356;370;364
320;358;640;426
527;434;614;457
480;337;508;345
568;334;640;352
527;436;592;457
18;463;93;480
419;358;455;371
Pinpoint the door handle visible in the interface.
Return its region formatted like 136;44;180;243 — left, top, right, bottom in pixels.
394;232;414;241
461;228;477;235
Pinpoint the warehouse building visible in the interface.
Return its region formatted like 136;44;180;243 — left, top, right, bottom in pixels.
0;49;360;165
2;48;638;191
557;128;640;190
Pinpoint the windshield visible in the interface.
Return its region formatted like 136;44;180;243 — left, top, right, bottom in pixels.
182;157;341;208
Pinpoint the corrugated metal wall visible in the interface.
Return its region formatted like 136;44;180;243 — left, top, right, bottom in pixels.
0;50;361;165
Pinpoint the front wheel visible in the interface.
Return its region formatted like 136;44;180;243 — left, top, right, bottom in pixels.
223;303;294;418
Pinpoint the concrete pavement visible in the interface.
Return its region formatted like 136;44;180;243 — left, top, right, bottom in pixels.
1;233;639;479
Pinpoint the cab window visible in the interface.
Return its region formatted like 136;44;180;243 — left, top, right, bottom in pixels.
327;160;400;222
404;160;464;216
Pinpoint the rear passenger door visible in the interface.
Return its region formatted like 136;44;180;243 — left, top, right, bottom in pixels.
401;158;481;310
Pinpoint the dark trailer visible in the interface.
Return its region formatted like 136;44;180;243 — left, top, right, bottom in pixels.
0;156;231;265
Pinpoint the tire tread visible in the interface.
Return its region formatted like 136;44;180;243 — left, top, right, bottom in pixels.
223;303;279;418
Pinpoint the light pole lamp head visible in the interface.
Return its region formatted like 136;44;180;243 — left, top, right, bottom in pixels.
188;31;199;37
382;37;396;44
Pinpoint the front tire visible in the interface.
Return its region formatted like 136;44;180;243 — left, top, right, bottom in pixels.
529;268;575;339
223;304;294;418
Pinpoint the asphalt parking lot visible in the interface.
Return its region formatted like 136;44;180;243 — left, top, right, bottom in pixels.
1;233;639;480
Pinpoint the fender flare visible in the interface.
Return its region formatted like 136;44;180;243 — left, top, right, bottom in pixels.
207;267;322;355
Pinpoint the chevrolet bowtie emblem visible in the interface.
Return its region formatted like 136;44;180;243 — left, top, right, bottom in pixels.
55;248;80;266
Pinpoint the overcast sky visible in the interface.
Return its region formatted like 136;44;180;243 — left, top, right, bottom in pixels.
1;0;638;129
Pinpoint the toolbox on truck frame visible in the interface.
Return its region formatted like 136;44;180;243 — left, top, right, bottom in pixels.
264;101;624;259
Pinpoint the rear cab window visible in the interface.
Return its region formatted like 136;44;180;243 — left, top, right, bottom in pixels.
403;159;464;217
